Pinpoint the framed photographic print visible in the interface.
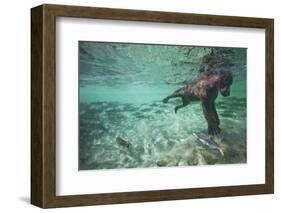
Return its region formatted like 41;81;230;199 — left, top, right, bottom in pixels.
31;4;274;208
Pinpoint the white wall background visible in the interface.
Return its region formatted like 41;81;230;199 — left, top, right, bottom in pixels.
0;0;279;212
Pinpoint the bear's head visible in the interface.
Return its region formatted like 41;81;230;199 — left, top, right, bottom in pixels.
218;70;233;97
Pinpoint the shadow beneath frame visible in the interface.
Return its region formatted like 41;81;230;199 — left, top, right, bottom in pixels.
18;196;30;204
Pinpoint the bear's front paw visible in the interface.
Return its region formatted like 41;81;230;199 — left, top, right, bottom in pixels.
162;97;169;103
208;125;221;135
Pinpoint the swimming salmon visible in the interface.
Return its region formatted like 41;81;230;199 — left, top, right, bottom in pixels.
193;133;224;156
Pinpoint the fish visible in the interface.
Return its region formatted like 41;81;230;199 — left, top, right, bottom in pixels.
192;133;224;156
116;137;131;148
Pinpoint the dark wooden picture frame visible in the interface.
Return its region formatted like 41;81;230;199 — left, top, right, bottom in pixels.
31;4;274;208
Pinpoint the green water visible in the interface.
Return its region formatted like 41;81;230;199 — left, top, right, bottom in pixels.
79;41;247;170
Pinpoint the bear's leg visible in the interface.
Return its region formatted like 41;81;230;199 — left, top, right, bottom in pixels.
211;102;220;126
174;98;189;113
162;92;181;103
201;99;221;135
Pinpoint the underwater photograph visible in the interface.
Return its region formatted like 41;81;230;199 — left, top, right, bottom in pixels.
79;41;247;170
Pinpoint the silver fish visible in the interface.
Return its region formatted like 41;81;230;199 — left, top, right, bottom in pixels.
193;133;224;156
116;137;131;148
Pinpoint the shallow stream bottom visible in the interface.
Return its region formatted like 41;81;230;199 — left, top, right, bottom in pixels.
79;96;246;170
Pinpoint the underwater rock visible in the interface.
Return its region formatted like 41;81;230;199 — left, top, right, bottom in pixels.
116;137;131;148
132;112;150;119
153;110;163;114
187;149;199;166
139;107;151;112
156;159;168;167
197;151;207;165
156;156;181;167
199;149;220;165
149;102;161;107
178;159;188;166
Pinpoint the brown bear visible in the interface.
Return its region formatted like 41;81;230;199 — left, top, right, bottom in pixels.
162;70;233;135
